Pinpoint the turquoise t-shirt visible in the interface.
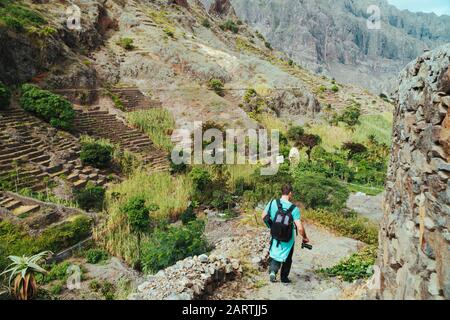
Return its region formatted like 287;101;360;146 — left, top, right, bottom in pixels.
264;199;301;263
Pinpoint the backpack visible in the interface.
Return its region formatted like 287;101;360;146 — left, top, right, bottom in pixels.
269;199;296;247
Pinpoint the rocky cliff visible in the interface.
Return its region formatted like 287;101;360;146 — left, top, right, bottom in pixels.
377;44;450;299
218;0;450;94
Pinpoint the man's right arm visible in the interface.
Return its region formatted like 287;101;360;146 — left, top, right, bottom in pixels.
294;220;309;243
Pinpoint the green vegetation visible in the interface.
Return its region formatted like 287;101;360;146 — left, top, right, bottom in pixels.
85;248;109;264
264;41;272;50
75;184;106;212
19;84;75;130
292;171;349;211
180;205;196;225
80;135;142;176
126;108;175;152
80;139;113;169
0;1;46;32
302;209;378;245
95;171;192;266
331;84;339;93
37;261;71;284
0;81;11;108
0;251;50;300
0;216;92;272
319;245;377;281
89;279;116;300
208;79;225;96
201;18;211;28
116;37;135;50
141;220;209;273
219;19;239;33
108;91;125;111
331;102;361;129
163;27;175;38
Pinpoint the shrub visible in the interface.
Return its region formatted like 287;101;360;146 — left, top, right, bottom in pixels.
121;196;152;233
19;84;75;129
287;126;305;141
80;140;113;169
208;79;225;96
163;27;175;38
0;81;11;108
264;41;272;49
302;209;378;245
319;245;377;281
85;248;109;264
189;167;211;191
37;262;71;284
180;205;196;225
219;19;239;33
141;220;209;273
116;37;135;50
331;84;339;92
75;184;105;211
201;18;211;28
0;3;46;31
293;171;349;210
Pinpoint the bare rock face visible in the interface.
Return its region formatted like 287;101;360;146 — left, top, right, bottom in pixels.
377;44;450;300
168;0;190;8
208;0;237;19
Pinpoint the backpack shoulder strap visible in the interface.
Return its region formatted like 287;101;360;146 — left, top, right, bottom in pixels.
276;199;283;211
286;204;296;215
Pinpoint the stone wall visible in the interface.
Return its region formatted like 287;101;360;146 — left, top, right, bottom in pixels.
377;44;450;299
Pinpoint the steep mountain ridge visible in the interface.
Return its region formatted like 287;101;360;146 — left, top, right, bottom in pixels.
219;0;450;94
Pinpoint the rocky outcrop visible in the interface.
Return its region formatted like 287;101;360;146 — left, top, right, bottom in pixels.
228;0;450;94
130;228;269;300
377;44;450;299
208;0;237;19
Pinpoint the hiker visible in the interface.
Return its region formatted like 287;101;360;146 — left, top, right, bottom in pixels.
262;183;309;283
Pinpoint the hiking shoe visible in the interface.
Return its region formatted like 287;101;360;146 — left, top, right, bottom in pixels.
269;272;276;283
281;278;291;284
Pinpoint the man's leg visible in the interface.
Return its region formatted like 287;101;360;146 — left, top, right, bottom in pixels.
280;245;295;282
268;258;281;282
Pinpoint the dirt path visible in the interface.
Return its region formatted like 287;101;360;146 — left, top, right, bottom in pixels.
211;223;366;300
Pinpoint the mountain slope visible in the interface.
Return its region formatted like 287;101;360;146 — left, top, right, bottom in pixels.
219;0;450;94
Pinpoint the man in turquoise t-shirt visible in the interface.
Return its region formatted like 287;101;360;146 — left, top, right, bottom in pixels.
262;184;309;283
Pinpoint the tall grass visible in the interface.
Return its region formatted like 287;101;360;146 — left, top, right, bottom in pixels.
126;108;175;152
94;171;192;266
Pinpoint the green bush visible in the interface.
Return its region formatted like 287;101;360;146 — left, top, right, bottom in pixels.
19;84;75;129
37;261;71;284
208;79;225;96
302;209;378;245
36;215;92;253
0;81;11;108
292;170;349;210
0;2;46;32
189;167;211;191
121;196;151;233
201;18;211;28
141;220;209;273
319;245;377;281
75;184;105;211
116;37;135;50
180;205;196;225
80;141;113;169
219;19;239;33
85;248;109;264
331;84;339;92
264;41;272;49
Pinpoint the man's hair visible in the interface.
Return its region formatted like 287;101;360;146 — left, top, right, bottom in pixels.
281;183;293;196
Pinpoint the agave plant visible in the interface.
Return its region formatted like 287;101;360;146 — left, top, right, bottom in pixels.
0;251;51;300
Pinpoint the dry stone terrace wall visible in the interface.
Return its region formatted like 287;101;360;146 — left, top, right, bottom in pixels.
130;229;270;300
377;44;450;299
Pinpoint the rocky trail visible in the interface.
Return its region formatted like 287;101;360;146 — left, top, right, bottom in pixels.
210;223;367;300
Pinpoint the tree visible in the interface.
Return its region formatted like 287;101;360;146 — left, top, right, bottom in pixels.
287;126;305;142
342;142;367;160
121;197;158;269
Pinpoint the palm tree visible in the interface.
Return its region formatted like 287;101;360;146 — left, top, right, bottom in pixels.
0;251;51;300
